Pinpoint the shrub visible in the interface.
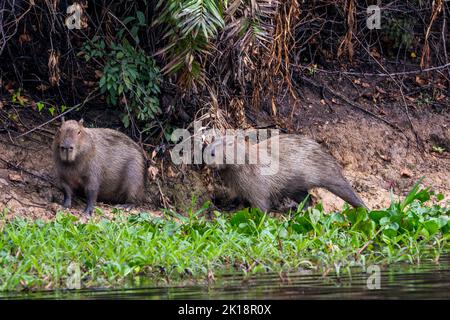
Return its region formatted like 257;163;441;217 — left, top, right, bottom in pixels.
81;11;162;128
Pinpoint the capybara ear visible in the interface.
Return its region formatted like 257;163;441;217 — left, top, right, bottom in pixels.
79;119;84;126
224;135;236;148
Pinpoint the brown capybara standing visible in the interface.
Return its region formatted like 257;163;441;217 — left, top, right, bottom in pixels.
53;119;145;215
205;134;367;212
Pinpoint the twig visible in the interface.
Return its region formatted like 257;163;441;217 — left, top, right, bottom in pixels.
357;228;383;255
354;37;423;151
14;90;100;139
300;76;410;141
442;9;450;81
7;194;48;209
156;179;171;210
0;156;59;189
310;63;450;77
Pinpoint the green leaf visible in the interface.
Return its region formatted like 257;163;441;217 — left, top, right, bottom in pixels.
121;114;130;128
423;219;440;235
278;228;288;238
400;178;428;211
383;229;397;238
36;102;44;112
369;210;388;224
346;207;367;225
293;215;313;233
122;16;135;25
358;220;376;236
137;11;145;25
380;217;391;226
309;209;321;226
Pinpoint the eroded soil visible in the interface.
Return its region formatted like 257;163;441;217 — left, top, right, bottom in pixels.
0;75;449;220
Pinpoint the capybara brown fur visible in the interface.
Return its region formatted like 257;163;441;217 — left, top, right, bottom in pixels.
53;119;145;215
205;134;367;212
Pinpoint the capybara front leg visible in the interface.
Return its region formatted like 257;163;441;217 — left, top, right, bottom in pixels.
84;188;98;215
62;182;73;208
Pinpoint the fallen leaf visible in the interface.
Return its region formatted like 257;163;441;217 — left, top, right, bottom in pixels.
435;82;446;90
5;81;14;91
415;76;427;86
378;108;386;115
147;166;159;181
436;94;445;101
375;86;386;94
377;151;390;161
19;33;31;45
400;169;413;178
36;84;50;91
371;48;381;58
94;70;103;79
83;81;96;87
9;174;23;182
15;94;28;106
384;180;397;190
167;166;176;178
271;98;277;116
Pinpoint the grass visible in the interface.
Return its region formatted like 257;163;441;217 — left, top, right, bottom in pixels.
0;181;449;292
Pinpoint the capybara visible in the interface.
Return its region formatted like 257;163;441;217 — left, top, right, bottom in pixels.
205;134;367;212
53;119;145;215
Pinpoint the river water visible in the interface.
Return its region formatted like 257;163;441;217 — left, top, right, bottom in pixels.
2;255;450;299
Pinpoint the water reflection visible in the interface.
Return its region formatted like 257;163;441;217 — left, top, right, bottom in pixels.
2;255;450;299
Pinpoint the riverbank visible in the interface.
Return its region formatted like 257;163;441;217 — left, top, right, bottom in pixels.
0;183;448;292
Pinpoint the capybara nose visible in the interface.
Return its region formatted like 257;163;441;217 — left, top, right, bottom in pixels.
60;144;74;151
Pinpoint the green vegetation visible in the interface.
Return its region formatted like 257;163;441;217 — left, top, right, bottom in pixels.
98;41;161;128
384;13;416;50
81;12;162;128
154;0;225;83
0;182;448;292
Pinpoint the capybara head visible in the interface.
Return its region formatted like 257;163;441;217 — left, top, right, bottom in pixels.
55;119;86;163
204;135;248;168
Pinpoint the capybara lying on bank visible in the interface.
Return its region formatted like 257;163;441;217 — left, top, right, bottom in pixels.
53;119;145;215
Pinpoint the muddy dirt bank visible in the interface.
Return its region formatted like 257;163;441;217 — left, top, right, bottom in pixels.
0;76;449;219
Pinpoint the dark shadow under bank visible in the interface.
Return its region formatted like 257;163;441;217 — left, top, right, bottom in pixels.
1;254;450;300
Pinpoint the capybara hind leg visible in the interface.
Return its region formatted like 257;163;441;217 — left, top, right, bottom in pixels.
252;197;271;213
120;160;144;203
292;190;311;210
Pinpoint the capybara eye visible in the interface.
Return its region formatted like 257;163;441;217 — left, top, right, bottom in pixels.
78;131;81;135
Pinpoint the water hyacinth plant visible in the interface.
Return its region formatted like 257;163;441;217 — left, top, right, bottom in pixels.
0;181;448;291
